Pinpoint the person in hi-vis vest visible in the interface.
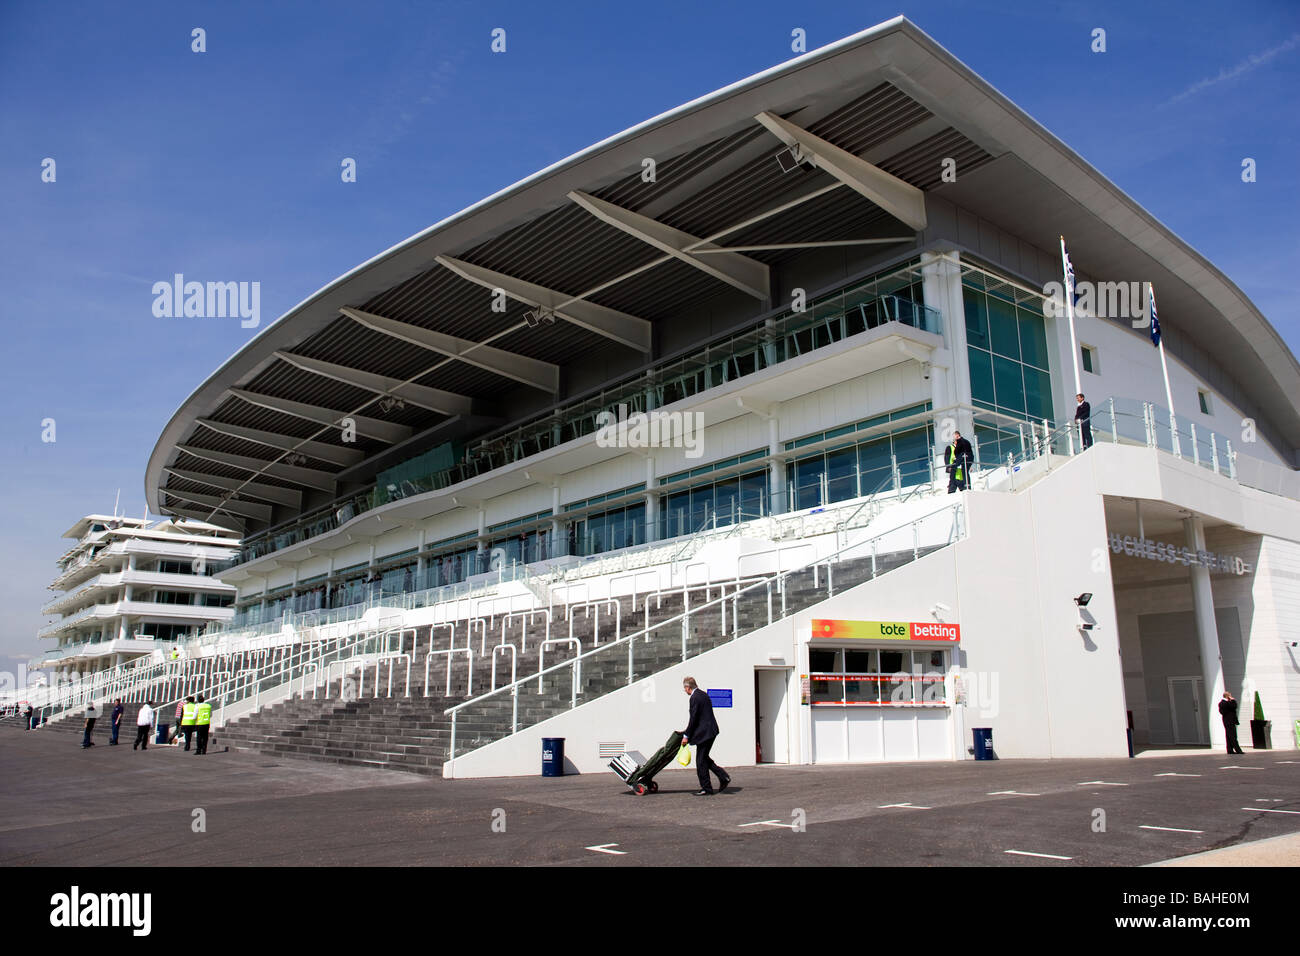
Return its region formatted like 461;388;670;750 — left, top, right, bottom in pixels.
180;696;197;751
194;695;212;755
945;431;974;493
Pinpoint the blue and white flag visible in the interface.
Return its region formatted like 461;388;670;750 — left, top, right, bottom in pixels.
1148;284;1161;347
1062;240;1075;300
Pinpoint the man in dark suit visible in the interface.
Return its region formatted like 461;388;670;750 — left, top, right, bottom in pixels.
679;677;730;795
944;432;974;493
1218;691;1245;755
1074;393;1093;449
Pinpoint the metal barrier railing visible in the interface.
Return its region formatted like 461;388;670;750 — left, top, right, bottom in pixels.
444;499;966;760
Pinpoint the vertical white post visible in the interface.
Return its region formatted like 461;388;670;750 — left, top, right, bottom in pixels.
1183;516;1225;751
1060;237;1082;396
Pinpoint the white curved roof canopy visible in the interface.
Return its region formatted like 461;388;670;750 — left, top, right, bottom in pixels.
146;17;1300;529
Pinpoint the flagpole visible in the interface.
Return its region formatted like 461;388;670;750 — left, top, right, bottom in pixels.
1149;282;1180;456
1060;236;1081;396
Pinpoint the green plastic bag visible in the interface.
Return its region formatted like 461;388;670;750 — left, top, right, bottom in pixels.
677;744;692;767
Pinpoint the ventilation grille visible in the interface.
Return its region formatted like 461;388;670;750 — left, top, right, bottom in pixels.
598;741;626;759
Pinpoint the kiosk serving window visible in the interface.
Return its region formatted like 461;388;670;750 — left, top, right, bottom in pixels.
810;646;949;706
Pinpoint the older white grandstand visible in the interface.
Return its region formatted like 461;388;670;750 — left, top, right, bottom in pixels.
34;514;239;681
29;18;1297;773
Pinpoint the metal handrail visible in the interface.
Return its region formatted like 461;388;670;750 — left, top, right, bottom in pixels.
445;498;965;757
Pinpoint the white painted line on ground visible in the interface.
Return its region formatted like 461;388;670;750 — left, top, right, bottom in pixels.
1154;772;1201;777
1254;798;1283;803
1221;766;1265;770
1077;781;1129;786
1240;807;1300;815
1005;849;1073;860
585;844;627;855
1139;825;1204;834
738;820;780;827
988;790;1042;796
1275;760;1298;765
878;802;933;810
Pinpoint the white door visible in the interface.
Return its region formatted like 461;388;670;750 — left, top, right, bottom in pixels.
1167;677;1208;745
756;669;790;763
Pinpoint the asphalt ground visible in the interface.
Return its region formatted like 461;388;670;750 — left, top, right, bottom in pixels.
2;728;1297;868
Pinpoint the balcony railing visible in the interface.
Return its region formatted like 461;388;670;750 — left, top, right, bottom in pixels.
231;271;941;569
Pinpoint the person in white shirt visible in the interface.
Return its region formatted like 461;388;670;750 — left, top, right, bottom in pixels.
82;702;98;748
134;702;155;751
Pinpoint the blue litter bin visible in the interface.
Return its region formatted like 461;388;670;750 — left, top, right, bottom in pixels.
156;722;169;745
542;737;565;777
972;727;994;760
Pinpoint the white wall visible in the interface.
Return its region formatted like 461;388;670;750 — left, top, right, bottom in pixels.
445;453;1145;779
1072;312;1285;466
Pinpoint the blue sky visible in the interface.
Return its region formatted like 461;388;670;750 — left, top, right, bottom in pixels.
1;0;1297;662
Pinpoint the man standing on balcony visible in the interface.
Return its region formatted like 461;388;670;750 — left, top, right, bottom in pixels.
1075;394;1093;449
944;431;974;494
679;677;730;795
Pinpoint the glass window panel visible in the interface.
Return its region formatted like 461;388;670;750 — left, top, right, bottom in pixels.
879;649;910;703
1023;367;1054;420
987;296;1020;360
968;347;995;406
915;650;946;704
825;446;857;503
1017;310;1051;369
809;649;838;671
963;288;989;349
857;437;893;492
627;503;646;545
713;478;740;524
811;676;842;704
892;427;933;484
992;354;1026;414
793;455;826;510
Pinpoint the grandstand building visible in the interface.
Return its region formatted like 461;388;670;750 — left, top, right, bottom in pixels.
36;514;239;681
132;17;1298;775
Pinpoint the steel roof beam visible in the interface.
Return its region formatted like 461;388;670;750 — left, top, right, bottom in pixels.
435;255;653;353
163;504;246;533
754;111;927;230
568;190;770;300
343;307;560;392
195;418;364;468
273;351;476;417
227;388;412;444
176;445;337;492
163;468;304;508
163;490;273;523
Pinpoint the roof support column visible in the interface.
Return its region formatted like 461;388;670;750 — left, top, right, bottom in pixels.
550;485;564;558
644;456;659;543
1184;515;1226;751
921;251;973;441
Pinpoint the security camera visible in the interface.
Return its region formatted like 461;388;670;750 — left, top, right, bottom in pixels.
1079;622;1096;631
930;602;951;615
1074;593;1093;607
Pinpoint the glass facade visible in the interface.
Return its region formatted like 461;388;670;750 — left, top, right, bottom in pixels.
659;470;768;540
964;272;1055;464
785;405;934;511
